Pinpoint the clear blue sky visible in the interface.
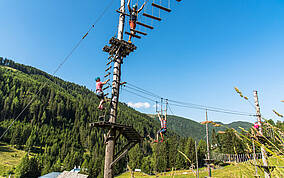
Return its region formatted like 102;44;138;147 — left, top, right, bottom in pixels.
1;0;284;124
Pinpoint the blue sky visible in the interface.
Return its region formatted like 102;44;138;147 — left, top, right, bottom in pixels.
1;0;284;124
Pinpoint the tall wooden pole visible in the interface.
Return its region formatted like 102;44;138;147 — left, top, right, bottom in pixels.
205;110;212;177
252;138;259;177
104;0;126;177
253;91;269;178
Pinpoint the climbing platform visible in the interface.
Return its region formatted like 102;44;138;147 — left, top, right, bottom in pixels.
89;121;143;143
103;37;137;58
89;121;143;168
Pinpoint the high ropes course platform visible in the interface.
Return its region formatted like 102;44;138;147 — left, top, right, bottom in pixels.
88;0;182;177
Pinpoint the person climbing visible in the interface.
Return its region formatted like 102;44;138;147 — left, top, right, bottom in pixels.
95;77;109;110
127;0;146;43
154;112;167;143
254;122;260;130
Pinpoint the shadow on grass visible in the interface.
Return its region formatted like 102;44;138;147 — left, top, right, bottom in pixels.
0;143;15;153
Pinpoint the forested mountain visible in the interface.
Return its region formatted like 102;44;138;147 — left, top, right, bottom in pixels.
149;115;252;140
0;58;254;177
167;116;252;140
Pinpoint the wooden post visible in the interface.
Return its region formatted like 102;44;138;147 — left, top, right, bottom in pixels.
195;141;199;178
252;138;259;177
253;91;270;178
104;0;126;177
205;110;212;177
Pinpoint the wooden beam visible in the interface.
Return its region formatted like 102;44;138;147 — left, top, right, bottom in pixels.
105;66;112;72
152;3;171;12
130;29;147;36
103;86;110;91
107;60;112;66
116;10;130;16
136;21;154;29
143;13;162;21
125;32;141;39
104;72;111;78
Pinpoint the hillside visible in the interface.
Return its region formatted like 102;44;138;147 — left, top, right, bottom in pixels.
0;58;164;177
0;58;255;177
149;115;252;140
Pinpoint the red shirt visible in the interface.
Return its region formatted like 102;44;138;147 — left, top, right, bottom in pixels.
96;81;103;93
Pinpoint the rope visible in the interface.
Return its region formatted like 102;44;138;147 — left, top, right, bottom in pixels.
0;0;115;140
124;82;255;116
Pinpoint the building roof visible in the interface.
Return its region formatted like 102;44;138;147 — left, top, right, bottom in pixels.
57;171;88;178
39;172;61;178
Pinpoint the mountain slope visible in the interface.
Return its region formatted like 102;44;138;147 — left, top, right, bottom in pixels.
0;58;166;176
150;115;252;140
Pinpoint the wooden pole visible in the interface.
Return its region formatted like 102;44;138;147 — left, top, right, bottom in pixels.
104;0;126;177
252;138;259;177
253;91;269;178
205;110;212;177
195;141;199;178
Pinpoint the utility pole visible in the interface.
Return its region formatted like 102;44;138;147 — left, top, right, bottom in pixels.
104;0;126;177
205;110;212;177
253;91;269;178
195;141;199;178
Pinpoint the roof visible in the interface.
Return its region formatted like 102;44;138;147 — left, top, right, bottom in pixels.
39;172;61;178
57;171;88;178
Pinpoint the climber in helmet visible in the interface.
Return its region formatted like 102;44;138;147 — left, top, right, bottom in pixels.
127;0;146;43
95;77;109;110
154;112;167;143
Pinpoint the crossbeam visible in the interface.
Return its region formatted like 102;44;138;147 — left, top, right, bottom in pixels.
125;32;141;39
105;66;112;72
152;3;171;12
136;21;154;29
103;86;110;91
143;13;162;21
104;72;111;78
130;29;147;36
106;60;112;66
116;10;130;17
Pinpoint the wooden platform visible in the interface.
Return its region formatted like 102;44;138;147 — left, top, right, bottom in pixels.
103;37;137;58
89;121;143;143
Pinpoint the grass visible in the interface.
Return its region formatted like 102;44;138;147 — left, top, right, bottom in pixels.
0;142;26;177
0;65;18;72
116;156;284;178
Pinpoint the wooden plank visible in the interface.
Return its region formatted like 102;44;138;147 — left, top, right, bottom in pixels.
116;10;130;16
136;21;154;29
103;86;110;91
130;29;147;36
106;60;112;66
105;66;112;72
125;32;141;39
152;3;171;12
143;13;162;21
104;72;111;78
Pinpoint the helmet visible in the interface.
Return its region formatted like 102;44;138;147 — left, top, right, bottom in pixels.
95;77;100;81
133;4;138;9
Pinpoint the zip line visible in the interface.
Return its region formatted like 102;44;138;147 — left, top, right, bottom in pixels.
123;82;255;117
0;0;116;140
